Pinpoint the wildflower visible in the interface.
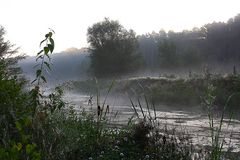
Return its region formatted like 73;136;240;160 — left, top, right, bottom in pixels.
120;153;124;157
115;145;119;150
145;155;150;159
88;157;93;160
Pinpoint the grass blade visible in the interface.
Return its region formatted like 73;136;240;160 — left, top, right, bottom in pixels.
137;97;145;120
128;96;139;119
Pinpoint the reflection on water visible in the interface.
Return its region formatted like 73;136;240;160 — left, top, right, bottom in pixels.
63;93;240;152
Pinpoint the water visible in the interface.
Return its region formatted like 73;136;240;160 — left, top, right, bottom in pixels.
63;92;240;152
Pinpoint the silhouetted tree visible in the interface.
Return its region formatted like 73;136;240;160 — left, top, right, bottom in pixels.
181;47;201;66
87;18;141;76
158;39;178;67
0;26;23;75
138;33;159;69
137;13;240;69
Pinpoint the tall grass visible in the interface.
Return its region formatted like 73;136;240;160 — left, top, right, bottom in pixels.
202;84;238;160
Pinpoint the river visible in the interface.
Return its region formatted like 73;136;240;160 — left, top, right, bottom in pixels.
63;92;240;153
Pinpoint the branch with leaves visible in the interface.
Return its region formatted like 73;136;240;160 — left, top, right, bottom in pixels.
32;29;55;85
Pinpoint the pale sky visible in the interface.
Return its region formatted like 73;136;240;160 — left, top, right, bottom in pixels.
0;0;239;56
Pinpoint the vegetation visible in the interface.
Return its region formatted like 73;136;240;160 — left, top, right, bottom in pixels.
158;39;178;67
0;51;40;159
0;26;24;75
18;14;240;80
63;73;240;113
1;25;239;159
138;14;240;68
87;18;142;77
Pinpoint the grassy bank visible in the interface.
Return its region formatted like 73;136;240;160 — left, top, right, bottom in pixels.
62;74;240;111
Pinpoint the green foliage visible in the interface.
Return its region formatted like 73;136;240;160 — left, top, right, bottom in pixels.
181;47;201;66
1;26;239;160
138;14;240;69
32;29;55;85
202;84;234;160
87;18;141;76
0;26;25;76
0;57;41;160
0;29;62;160
158;39;201;68
49;108;193;160
112;75;240;110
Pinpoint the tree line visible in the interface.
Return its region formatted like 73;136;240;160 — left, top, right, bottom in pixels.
138;14;240;69
88;14;240;76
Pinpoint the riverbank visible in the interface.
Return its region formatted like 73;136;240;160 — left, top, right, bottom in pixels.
61;74;240;113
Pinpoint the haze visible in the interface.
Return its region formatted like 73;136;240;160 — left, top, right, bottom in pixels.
1;0;240;56
2;0;240;156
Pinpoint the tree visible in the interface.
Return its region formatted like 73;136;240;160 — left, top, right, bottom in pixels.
158;39;178;67
0;26;23;75
181;47;201;66
87;18;141;76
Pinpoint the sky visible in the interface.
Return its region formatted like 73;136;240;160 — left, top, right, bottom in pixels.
0;0;240;56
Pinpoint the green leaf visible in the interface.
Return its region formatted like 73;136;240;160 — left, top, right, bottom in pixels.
26;144;35;154
37;50;43;56
22;134;30;144
44;47;49;54
48;32;52;37
44;62;51;71
49;38;54;47
36;69;42;77
31;79;37;84
32;152;41;160
15;121;22;131
26;144;30;154
58;101;65;109
24;117;32;126
41;76;47;83
16;143;22;151
45;33;49;38
48;44;54;53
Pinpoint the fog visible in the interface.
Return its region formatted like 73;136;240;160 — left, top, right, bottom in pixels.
18;48;90;85
18;51;240;83
2;1;240;158
16;14;240;153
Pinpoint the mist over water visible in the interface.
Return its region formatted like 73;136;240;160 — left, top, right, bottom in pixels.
16;14;240;155
18;48;240;152
2;1;240;158
18;50;240;83
18;49;90;85
61;91;240;152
